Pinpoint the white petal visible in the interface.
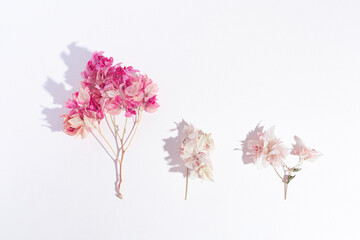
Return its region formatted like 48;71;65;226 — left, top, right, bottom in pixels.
83;115;94;128
106;90;120;98
68;116;83;128
78;88;90;103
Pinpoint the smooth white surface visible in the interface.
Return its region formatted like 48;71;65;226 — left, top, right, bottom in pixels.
1;0;360;239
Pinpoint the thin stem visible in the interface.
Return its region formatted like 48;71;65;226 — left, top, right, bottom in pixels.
124;117;137;145
110;115;123;142
95;109;143;199
117;150;125;199
124;109;143;152
271;164;285;182
283;156;304;200
95;118;131;199
289;157;304;171
104;115;115;137
185;168;189;200
271;164;290;200
116;116;130;198
95;127;121;164
121;117;128;146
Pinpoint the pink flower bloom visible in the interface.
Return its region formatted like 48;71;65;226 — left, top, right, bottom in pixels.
142;74;159;101
104;95;124;115
62;49;159;147
64;90;99;120
63;113;94;138
77;88;90;104
63;114;78;136
245;127;266;163
261;126;289;167
245;126;288;167
291;136;322;162
144;95;160;113
81;51;114;82
187;152;214;181
64;51;160;121
124;77;141;97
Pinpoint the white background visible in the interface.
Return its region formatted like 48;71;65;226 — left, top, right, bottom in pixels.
1;0;360;239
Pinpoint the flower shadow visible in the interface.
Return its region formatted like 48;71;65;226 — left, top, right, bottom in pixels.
163;119;189;178
241;123;264;165
42;42;92;131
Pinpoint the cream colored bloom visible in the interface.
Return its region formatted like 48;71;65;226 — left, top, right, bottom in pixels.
180;124;215;181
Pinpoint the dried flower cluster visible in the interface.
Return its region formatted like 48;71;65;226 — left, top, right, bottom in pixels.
180;124;214;199
63;51;159;198
63;51;159;138
244;125;321;199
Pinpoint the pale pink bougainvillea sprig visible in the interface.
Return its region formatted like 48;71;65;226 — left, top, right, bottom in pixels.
180;124;214;200
242;124;321;199
62;51;159;199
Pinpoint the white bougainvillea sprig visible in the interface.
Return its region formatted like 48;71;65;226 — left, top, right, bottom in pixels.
180;124;214;200
242;124;322;199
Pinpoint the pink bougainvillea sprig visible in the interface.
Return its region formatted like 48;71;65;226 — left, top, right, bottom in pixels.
180;124;214;200
62;51;159;198
242;124;321;199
